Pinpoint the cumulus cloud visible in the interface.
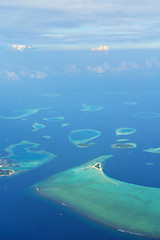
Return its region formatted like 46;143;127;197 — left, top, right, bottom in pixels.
30;71;47;79
116;62;128;71
11;44;31;52
87;62;111;73
0;69;47;81
91;45;110;51
87;61;140;73
145;58;160;68
5;70;20;81
65;64;80;73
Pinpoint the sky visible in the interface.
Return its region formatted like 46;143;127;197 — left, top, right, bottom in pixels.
0;0;160;91
0;0;160;50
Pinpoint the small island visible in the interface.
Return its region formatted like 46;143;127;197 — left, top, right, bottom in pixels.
112;143;136;149
42;135;52;140
116;139;129;142
116;128;136;136
0;108;39;120
133;112;160;119
144;147;160;153
43;117;64;122
0;141;56;177
92;162;101;170
61;123;69;128
39;93;61;98
124;101;137;105
0;158;15;176
77;142;95;148
0;169;15;177
69;129;101;148
81;104;103;112
32;122;46;132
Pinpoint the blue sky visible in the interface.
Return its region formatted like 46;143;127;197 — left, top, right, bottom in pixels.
0;0;160;88
1;0;160;50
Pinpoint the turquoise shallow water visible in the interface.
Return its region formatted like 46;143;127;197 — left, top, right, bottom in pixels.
81;104;103;111
0;108;39;119
32;122;46;131
133;112;160;118
69;129;101;147
43;117;64;121
1;141;56;173
116;128;136;135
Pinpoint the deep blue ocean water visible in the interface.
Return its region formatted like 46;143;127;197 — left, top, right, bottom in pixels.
0;50;160;240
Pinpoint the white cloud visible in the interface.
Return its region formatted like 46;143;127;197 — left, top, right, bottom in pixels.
0;0;159;50
145;58;160;68
65;64;80;73
91;45;110;51
11;44;31;52
87;62;111;73
1;0;160;15
11;44;26;52
129;62;140;69
30;71;47;79
87;61;140;73
5;70;20;81
116;62;128;71
0;69;47;81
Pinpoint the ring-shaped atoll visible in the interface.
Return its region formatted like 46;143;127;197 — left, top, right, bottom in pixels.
43;117;64;122
39;93;61;98
116;139;129;142
32;122;46;131
116;128;136;136
61;123;69;128
0;108;39;120
0;140;56;176
144;147;160;153
35;154;160;238
69;129;101;148
81;104;103;112
42;135;52;139
124;101;137;105
133;112;160;119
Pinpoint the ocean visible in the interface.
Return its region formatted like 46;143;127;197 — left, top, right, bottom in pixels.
0;50;160;240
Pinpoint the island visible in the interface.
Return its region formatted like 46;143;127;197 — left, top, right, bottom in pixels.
81;104;103;112
39;93;61;98
112;143;136;149
116;139;129;142
34;154;160;238
116;128;136;136
61;123;69;128
77;142;95;148
0;140;56;176
0;169;15;177
69;129;101;147
124;101;137;105
133;112;160;119
92;162;101;169
43;117;64;122
0;158;15;176
0;108;39;120
42;135;52;139
144;147;160;153
32;122;46;132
